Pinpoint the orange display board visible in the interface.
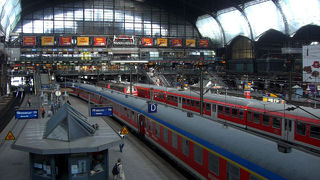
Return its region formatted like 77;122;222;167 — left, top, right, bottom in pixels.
142;38;153;46
157;38;168;47
59;37;72;46
23;36;36;46
199;39;209;48
186;39;196;47
171;39;182;47
94;37;106;46
41;36;54;46
77;37;89;46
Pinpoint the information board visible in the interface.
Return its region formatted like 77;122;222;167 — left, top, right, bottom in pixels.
15;110;38;119
91;107;113;116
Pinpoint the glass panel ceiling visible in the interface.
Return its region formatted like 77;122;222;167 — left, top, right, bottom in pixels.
279;0;320;35
217;8;251;43
196;14;224;45
244;0;285;40
0;0;21;37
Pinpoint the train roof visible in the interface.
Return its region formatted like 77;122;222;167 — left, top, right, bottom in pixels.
134;83;320;122
74;83;320;180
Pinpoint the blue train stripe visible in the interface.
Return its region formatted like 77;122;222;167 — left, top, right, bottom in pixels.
73;84;285;180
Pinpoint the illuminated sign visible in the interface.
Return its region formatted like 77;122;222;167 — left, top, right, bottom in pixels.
15;110;38;119
94;37;106;46
41;36;54;46
59;37;72;46
91;107;113;116
113;35;135;46
171;39;182;47
157;38;167;47
199;39;209;48
142;38;153;46
186;39;196;47
77;37;89;46
23;36;36;46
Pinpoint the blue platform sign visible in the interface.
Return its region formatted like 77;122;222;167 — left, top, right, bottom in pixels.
91;107;113;116
148;103;157;113
41;84;50;89
15;110;38;119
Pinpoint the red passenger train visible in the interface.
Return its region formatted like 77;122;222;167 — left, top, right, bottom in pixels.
96;81;138;95
130;83;320;152
67;82;320;180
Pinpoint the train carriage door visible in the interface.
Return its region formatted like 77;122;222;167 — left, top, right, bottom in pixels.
284;118;294;141
178;97;182;108
138;114;146;137
211;104;217;119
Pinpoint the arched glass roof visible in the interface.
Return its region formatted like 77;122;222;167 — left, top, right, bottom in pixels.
279;0;320;35
244;0;285;39
196;0;320;46
0;0;21;37
196;14;224;45
217;8;251;43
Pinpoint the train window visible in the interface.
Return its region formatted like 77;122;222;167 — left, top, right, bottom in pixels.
187;99;190;105
171;132;178;149
247;111;252;121
225;107;230;115
155;123;160;137
250;174;263;180
182;98;186;105
193;144;203;165
239;110;244;119
253;113;260;124
174;97;178;103
262;115;270;126
196;101;200;107
310;125;320;140
182;138;189;156
212;104;216;112
206;103;211;111
232;108;237;118
296;122;306;136
272;117;281;129
163;127;168;143
191;100;194;107
227;162;240;180
218;106;223;114
209;152;219;175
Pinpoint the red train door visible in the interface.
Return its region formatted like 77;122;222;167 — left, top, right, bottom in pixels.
138;115;146;136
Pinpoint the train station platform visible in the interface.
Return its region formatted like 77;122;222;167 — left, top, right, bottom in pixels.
0;92;188;180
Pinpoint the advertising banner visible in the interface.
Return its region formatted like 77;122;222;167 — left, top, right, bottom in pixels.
41;36;54;46
94;37;106;46
59;37;72;46
142;38;153;46
171;39;182;47
186;39;196;47
77;37;89;46
113;35;135;46
23;36;36;46
157;38;168;47
199;39;209;48
302;45;320;83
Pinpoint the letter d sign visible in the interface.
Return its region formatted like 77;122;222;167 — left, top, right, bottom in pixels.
148;103;157;113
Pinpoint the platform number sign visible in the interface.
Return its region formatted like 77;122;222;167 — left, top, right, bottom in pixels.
148;103;157;113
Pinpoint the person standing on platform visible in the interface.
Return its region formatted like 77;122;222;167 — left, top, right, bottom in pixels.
41;106;45;118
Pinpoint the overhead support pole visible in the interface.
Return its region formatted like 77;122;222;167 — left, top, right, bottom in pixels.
200;66;204;115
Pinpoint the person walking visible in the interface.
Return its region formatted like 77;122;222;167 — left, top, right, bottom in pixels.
113;158;125;180
41;106;45;118
27;97;32;107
